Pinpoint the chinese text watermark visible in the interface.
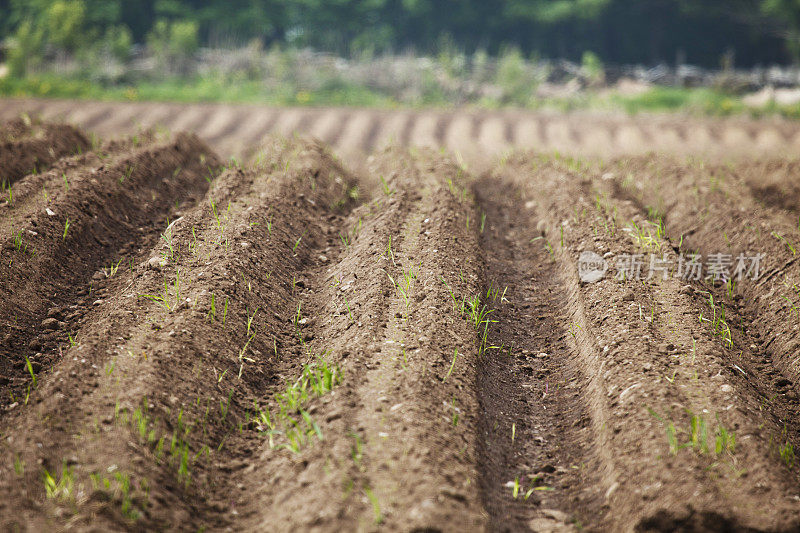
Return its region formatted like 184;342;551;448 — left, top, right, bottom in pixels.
578;252;765;283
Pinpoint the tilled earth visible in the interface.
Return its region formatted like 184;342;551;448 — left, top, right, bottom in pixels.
2;105;800;532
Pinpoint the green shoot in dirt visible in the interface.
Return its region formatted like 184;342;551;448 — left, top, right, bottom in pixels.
23;354;37;388
466;295;494;330
254;354;342;452
379;176;394;197
443;348;458;382
104;259;122;277
13;454;24;477
293;230;307;253
208;294;217;321
780;441;795;469
12;230;27;254
43;462;74;501
161;225;177;263
772;231;797;256
139;270;181;311
648;408;735;457
90;471;147;520
627;220;663;252
62;218;71;240
364;487;383;525
699;291;733;347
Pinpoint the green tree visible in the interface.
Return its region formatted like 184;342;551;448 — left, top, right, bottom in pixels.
762;0;800;59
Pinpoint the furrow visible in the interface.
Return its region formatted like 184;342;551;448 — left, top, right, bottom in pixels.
233;147;488;531
607;155;800;456
473;174;605;531
0;132;220;413
494;155;800;531
0;137;357;531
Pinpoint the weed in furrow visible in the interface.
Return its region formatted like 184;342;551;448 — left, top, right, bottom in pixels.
494;153;800;531
0;119;90;186
0;137;357;531
0;132;221;412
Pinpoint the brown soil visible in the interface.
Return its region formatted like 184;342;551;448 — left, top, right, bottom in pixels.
0;118;90;186
2;98;800;168
2;109;800;532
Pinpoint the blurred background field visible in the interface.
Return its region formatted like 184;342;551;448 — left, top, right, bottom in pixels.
2;0;800;116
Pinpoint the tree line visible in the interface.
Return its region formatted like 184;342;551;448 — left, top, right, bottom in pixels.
0;0;798;70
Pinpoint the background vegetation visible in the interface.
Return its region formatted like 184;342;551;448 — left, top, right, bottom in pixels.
3;0;799;68
1;0;800;114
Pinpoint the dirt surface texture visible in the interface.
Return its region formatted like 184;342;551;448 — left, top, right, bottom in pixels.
2;99;800;532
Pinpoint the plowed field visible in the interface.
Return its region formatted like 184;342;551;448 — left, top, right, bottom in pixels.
2;102;800;532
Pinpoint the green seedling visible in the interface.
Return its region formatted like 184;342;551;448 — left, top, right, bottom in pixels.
43;462;74;501
293;230;307;253
781;441;796;469
255;354;342;452
627;220;663;252
62;218;71;240
364;487;383;525
715;418;736;455
725;278;736;298
343;296;354;322
23;355;37;388
699;292;733;347
246;307;259;336
511;476;540;500
208;294;217;321
466;295;494;330
385;236;396;265
379;176;394;196
104;259;122;277
13;454;24;477
772;231;797;256
649;408;735;457
12;230;27;253
161;227;176;263
139;272;180;312
350;432;364;466
443;348;458;382
121;165;134;183
689;413;709;454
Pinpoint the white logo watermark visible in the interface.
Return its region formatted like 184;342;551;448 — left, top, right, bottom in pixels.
578;251;608;283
